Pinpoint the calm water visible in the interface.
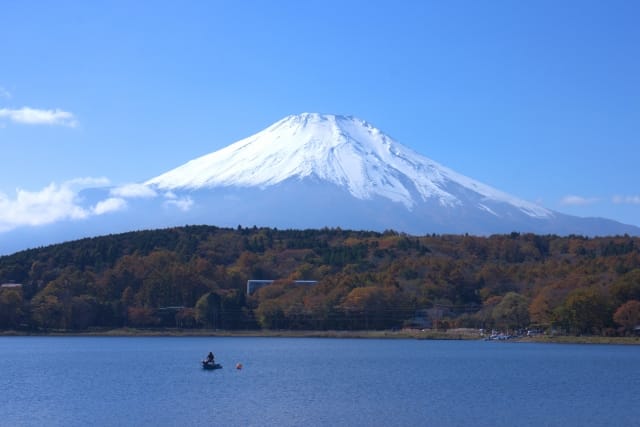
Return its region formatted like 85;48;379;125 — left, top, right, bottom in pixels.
1;337;639;426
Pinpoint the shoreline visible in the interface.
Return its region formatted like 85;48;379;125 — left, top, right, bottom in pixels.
1;328;639;344
0;328;472;340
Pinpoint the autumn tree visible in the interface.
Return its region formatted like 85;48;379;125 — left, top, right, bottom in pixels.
338;286;407;330
1;227;639;333
529;286;566;327
613;300;640;334
127;307;159;327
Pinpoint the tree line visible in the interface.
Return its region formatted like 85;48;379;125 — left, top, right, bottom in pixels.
1;225;639;335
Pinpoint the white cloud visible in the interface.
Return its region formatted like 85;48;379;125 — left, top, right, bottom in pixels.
560;195;599;206
68;176;111;188
0;107;78;127
93;197;127;215
164;196;193;212
111;183;157;199
0;87;11;99
0;182;89;231
0;177;115;232
613;195;640;205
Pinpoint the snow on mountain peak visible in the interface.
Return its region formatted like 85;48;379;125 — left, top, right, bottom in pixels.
146;113;552;218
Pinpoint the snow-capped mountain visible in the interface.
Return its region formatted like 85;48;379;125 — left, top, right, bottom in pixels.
146;113;550;219
138;113;639;237
2;113;638;255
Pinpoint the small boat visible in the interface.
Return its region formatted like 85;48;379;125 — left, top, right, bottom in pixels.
202;360;222;370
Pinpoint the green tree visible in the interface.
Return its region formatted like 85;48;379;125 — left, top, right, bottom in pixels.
0;289;24;329
555;288;610;335
610;269;640;305
176;308;197;328
31;295;66;330
71;295;97;330
491;292;530;330
255;299;286;329
195;292;222;328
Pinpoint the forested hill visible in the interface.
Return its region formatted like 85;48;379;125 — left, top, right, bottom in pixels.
1;225;639;335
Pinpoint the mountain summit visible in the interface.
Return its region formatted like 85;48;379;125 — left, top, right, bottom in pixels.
147;113;550;218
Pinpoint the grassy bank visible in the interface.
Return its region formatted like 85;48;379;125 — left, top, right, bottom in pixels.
2;328;639;344
0;328;481;340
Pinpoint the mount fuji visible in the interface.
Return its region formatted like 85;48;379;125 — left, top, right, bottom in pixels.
142;113;637;236
2;113;638;255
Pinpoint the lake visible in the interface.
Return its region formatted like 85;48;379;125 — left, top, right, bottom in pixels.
1;337;638;426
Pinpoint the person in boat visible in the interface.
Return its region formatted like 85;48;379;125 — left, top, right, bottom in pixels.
206;352;215;364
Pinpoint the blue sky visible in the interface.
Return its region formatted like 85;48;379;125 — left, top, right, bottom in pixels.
1;0;639;231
